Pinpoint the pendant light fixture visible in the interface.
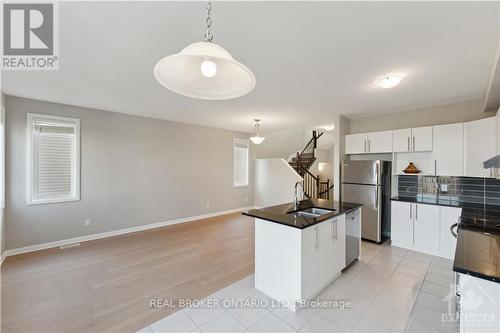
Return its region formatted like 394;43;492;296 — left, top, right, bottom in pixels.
249;119;265;144
153;0;256;100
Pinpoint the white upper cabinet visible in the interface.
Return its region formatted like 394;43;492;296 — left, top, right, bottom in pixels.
412;126;433;152
464;117;497;178
432;123;464;176
393;127;432;152
366;131;393;153
393;128;412;152
345;133;367;154
346;131;392;154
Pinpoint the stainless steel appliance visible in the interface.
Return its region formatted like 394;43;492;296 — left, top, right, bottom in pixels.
341;160;391;243
345;209;361;266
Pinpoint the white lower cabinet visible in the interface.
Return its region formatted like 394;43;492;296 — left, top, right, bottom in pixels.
391;201;461;258
302;215;345;298
413;203;440;252
391;201;414;246
255;211;350;312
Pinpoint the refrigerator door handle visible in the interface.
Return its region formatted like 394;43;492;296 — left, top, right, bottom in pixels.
375;162;379;185
375;187;379;208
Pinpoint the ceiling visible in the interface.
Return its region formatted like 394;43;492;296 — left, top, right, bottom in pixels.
2;1;500;133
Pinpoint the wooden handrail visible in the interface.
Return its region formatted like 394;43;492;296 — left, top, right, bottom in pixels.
298;165;319;181
319;184;334;196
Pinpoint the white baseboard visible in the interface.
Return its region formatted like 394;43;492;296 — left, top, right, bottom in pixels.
4;206;255;258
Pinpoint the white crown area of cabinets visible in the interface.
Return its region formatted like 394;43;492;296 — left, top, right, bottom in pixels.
345;116;498;178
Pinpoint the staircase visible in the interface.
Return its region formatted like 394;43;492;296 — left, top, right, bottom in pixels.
288;131;333;199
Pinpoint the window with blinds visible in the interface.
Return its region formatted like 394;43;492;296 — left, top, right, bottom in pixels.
27;113;80;205
233;138;249;187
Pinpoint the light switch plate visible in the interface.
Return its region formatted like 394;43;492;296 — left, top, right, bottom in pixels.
441;184;448;192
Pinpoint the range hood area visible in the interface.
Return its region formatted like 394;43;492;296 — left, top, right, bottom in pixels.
484;154;500;168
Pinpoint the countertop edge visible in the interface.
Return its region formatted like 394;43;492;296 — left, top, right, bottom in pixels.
242;205;361;230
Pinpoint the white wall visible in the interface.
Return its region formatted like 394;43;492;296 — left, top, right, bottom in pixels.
333;115;350;201
349;99;493;134
5;96;254;250
309;148;333;181
252;127;311;159
254;159;302;207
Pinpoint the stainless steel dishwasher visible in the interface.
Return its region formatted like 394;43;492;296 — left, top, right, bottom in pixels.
345;209;361;266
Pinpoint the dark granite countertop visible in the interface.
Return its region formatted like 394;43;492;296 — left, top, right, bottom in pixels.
242;199;363;229
453;227;500;283
391;195;500;283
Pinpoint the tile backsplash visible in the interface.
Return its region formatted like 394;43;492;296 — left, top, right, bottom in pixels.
398;175;500;205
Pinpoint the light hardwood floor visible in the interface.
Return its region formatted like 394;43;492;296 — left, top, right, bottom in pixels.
1;212;254;333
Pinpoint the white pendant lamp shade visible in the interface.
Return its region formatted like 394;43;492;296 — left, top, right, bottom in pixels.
154;41;256;100
249;136;265;145
249;119;265;144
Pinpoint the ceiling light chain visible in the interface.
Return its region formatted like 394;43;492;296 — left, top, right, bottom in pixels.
204;0;214;42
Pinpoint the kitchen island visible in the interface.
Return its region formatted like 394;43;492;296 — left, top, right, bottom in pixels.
243;199;362;311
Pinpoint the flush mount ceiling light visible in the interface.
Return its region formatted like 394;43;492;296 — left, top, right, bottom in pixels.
374;74;404;89
322;124;335;131
153;0;256;100
249;119;265;144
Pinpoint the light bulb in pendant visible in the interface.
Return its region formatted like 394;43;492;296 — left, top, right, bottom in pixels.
201;60;217;78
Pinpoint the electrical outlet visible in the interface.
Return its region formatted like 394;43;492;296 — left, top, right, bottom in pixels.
205;203;210;208
440;184;448;192
84;218;92;226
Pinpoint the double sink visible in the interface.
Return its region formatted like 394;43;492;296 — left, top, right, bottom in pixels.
288;207;335;218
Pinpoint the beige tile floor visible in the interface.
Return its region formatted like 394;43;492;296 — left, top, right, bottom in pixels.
137;241;459;333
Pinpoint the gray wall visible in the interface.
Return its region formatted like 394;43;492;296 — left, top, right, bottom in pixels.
349;99;494;134
5;96;253;250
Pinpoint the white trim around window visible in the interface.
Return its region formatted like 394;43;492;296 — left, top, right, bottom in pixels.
26;113;80;205
233;138;249;187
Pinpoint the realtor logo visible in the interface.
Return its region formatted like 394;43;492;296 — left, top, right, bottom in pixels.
2;2;58;70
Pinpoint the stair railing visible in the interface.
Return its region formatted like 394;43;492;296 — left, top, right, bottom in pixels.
300;166;320;199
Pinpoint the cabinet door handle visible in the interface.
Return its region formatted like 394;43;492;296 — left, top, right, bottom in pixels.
314;226;319;250
415;205;418;220
434;160;437;175
407;137;410;151
412;136;416;151
364;140;366;153
368;140;371;152
334;220;338;240
409;204;412;219
331;221;334;240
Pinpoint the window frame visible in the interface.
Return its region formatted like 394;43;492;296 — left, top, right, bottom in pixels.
26;113;81;205
233;138;249;187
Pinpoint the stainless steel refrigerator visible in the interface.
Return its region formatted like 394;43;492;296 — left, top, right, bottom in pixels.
341;160;391;244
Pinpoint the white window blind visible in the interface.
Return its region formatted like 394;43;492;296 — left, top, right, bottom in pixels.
27;113;80;205
233;139;249;187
